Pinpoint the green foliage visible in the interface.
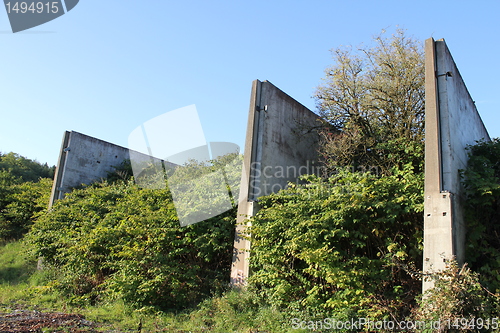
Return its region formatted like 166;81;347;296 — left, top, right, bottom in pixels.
105;159;134;183
181;289;290;332
315;29;424;174
0;249;290;333
27;178;236;311
166;153;242;225
461;138;500;292
248;165;423;320
0;152;54;240
0;151;54;182
0;178;52;240
0;156;53;240
416;261;500;332
0;170;20;212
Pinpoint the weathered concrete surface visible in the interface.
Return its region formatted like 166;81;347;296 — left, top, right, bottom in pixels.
49;131;168;207
230;80;323;286
49;131;130;206
423;38;490;291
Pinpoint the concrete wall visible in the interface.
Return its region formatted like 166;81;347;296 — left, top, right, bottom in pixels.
49;131;130;206
423;38;490;290
49;131;168;206
230;80;323;285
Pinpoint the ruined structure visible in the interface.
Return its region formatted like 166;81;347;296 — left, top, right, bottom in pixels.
423;38;490;290
230;80;323;285
49;131;131;207
49;131;165;207
50;39;491;291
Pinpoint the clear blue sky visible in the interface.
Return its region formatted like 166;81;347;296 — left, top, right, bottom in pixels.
1;1;499;166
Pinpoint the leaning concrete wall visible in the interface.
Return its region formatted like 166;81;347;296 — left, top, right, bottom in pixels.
423;38;490;290
231;80;323;285
49;131;131;206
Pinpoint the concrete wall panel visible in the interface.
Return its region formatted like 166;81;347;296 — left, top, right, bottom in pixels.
231;80;322;285
49;131;130;206
423;39;490;290
49;131;168;206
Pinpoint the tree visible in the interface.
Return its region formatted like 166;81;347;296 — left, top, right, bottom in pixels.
315;29;425;174
0;152;55;182
0;152;54;240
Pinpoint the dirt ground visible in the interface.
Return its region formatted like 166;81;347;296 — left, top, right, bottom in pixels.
0;310;99;332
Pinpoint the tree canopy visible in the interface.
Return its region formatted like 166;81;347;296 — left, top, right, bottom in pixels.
0;152;54;240
0;152;55;182
315;29;425;174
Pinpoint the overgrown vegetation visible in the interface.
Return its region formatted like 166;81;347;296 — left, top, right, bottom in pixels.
461;138;500;292
0;241;292;332
236;29;427;324
0;152;54;240
416;261;500;332
26;156;240;312
0;152;54;182
315;29;424;175
2;29;500;332
248;165;424;322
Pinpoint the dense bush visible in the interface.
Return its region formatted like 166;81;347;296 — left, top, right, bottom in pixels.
0;152;54;240
247;164;423;320
461;138;500;292
416;261;500;332
27;160;239;311
0;177;52;240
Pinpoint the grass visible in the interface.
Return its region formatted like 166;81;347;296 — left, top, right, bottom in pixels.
0;240;36;285
0;240;308;332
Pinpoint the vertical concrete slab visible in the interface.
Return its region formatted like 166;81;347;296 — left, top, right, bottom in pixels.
423;39;490;291
49;131;71;206
49;131;164;207
230;80;323;286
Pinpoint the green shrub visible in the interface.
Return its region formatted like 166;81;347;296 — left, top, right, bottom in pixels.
416;260;500;332
461;138;500;292
0;168;52;240
248;165;423;320
0;152;54;240
27;180;236;311
0;178;52;240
